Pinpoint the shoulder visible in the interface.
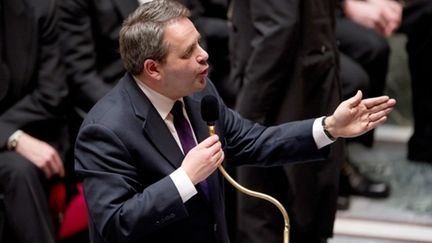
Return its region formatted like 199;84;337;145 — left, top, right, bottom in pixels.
83;76;144;130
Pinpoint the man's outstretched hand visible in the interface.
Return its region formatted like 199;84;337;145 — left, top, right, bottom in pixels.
325;90;396;139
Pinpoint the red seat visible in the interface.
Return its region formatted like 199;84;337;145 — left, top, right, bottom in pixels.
49;183;88;240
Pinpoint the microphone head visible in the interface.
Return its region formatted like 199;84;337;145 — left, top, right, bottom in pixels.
201;95;219;125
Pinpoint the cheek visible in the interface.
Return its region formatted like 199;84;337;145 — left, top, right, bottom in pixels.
164;60;198;81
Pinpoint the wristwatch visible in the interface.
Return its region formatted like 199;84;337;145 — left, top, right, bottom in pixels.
322;117;336;141
7;130;23;151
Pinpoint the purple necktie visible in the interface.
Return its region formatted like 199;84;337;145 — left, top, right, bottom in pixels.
171;101;210;200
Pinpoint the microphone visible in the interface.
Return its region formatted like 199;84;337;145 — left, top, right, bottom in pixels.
200;95;290;243
201;95;219;126
201;95;219;136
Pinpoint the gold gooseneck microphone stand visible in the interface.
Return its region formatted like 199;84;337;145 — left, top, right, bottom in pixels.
208;125;290;243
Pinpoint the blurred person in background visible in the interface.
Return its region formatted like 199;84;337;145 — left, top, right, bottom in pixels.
341;0;432;163
0;0;68;242
336;1;393;208
230;0;345;242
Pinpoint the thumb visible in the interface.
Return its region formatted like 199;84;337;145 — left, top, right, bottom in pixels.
346;90;363;108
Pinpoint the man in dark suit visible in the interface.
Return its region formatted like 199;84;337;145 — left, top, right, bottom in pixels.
0;0;68;242
230;1;345;242
75;1;395;242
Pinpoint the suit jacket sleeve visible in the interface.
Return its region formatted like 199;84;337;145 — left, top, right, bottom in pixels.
0;0;67;147
232;0;300;123
221;107;328;166
75;123;189;242
200;82;328;166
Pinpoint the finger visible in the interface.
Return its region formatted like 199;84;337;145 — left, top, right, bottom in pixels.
361;95;390;108
40;164;52;179
211;151;225;168
212;149;224;163
217;152;225;166
387;0;403;14
368;98;396;113
368;99;392;113
43;146;64;178
387;98;397;106
52;152;65;177
367;116;387;130
44;159;57;179
374;15;388;35
369;107;393;122
384;23;398;37
208;141;222;156
382;8;401;32
198;135;219;148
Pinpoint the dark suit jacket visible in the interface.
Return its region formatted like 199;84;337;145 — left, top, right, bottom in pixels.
58;0;138;113
75;73;328;243
0;0;68;150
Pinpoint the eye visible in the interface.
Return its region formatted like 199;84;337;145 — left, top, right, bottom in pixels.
182;47;194;59
181;37;201;59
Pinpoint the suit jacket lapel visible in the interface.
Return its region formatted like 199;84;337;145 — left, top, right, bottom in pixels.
124;75;184;169
143;111;184;169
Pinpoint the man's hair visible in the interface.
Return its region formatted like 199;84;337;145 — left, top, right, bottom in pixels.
119;0;190;75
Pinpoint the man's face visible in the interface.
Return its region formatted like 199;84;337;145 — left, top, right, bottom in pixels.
158;17;209;100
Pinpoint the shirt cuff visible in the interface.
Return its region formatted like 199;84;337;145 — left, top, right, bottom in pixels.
170;167;197;203
313;117;335;149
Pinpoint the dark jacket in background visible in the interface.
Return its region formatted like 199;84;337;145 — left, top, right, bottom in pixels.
230;0;344;241
58;0;139;198
0;0;67;242
1;0;68;152
58;0;138;113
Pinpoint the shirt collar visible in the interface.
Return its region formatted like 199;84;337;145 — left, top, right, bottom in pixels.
133;76;181;120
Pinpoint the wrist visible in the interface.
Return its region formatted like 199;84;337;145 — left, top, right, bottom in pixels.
7;130;23;151
322;116;337;141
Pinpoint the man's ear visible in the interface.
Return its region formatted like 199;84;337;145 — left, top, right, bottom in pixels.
143;59;161;80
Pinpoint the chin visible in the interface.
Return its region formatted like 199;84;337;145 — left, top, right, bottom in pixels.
196;77;206;87
200;78;207;85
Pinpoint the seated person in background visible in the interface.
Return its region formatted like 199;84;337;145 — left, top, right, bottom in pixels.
74;1;396;242
341;0;432;163
0;0;68;242
336;3;393;207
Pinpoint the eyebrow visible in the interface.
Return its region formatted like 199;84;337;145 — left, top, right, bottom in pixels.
183;34;202;56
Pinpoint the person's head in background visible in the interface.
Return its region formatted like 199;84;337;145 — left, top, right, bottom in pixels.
120;0;210;100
